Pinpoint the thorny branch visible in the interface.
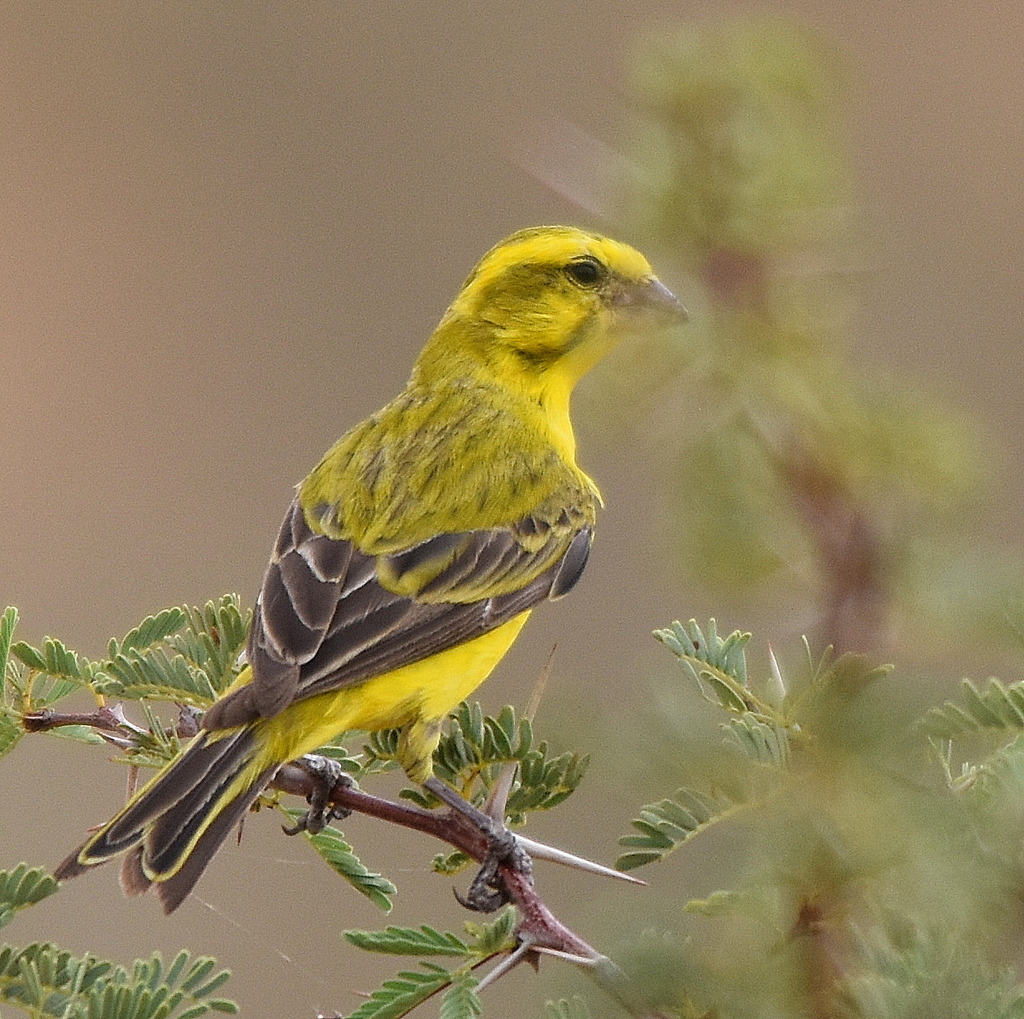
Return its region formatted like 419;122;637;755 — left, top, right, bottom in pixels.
25;707;668;1018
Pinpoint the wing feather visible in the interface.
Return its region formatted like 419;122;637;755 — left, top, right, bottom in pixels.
203;498;593;730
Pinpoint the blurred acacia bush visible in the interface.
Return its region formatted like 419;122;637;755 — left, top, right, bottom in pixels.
6;13;1024;1019
612;15;1017;657
561;15;1024;1018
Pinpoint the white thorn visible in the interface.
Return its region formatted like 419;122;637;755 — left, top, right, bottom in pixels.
765;642;787;709
515;834;646;885
531;945;605;967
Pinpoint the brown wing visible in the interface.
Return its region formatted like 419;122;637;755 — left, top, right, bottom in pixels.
202;499;591;730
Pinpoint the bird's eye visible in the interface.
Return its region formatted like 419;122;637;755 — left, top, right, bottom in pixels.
564;256;605;287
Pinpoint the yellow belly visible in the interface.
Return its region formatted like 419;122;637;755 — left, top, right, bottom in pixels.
252;610;532;779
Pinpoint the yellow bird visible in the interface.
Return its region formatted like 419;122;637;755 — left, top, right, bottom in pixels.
55;225;685;912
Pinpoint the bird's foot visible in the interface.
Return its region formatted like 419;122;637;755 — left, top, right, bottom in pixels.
455;824;533;912
282;754;355;835
423;775;533;912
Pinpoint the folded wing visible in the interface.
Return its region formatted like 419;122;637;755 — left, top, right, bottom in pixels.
202;499;591;729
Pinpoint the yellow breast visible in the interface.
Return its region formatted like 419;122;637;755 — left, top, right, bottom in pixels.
254;611;532;775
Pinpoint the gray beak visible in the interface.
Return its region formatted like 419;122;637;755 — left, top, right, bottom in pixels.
612;276;689;324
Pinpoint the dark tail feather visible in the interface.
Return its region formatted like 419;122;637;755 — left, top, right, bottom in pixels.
154;769;274;913
119;846;152;896
55;727;276;910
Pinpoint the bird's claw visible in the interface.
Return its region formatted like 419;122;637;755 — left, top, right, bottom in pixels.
455;824;533;913
282;754;355;836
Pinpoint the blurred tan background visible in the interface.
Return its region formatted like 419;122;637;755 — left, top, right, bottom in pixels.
3;0;1024;1015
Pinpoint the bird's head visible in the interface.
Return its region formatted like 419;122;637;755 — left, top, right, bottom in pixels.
416;226;686;392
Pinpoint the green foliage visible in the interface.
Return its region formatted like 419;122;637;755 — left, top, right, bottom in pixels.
99;647;219;709
655;618;802;748
617;789;735;872
12;594;1024;1018
615;13;1012;657
2;598;247;746
278;810;396;912
341;964;463;1019
919;677;1024;738
617;620;897;879
5;571;1024;1019
955;734;1024;807
628;15;847;258
95;597;249;706
594;614;1024;1018
114;608;189;656
340;912;514;1019
160;600;250;696
0;866;58;931
0;944;236;1019
0;607;22;755
723;713;790;766
438;973;482;1019
367;702;588;825
4;600;605;1016
344;911;516;960
0;839;236;1018
842;921;1024;1019
654;619;756;715
307;736;367;774
108;703;192;770
0;607;17;676
0;713;19;759
346;925;473;958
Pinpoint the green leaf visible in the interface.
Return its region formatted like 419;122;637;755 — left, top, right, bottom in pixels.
45;724;107;745
954;734;1024;806
344;925;468;957
0;943;235;1018
179;956;217;992
655;618;750;686
0;716;22;761
390;703;587;822
9;641;46;672
340;963;452;1019
117;607;188;654
919;678;1024;738
162;596;250;696
684;886;781;927
617;788;736;871
0;865;58;930
431;850;471;876
684;888;749;917
845;919;1024;1019
343;909;516;998
0;607;17;679
655;619;762;715
205;999;240;1014
460;908;517;958
40;638;81;679
90;598;248;707
286;815;396;912
723;713;790;765
97;647;218;706
438;972;481;1019
805;645;894;698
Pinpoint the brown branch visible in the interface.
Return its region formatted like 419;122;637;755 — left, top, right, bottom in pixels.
273;762;669;1018
22;706;127;734
27;711;667;1015
776;442;887;655
748;421;888;655
23;704;201;739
